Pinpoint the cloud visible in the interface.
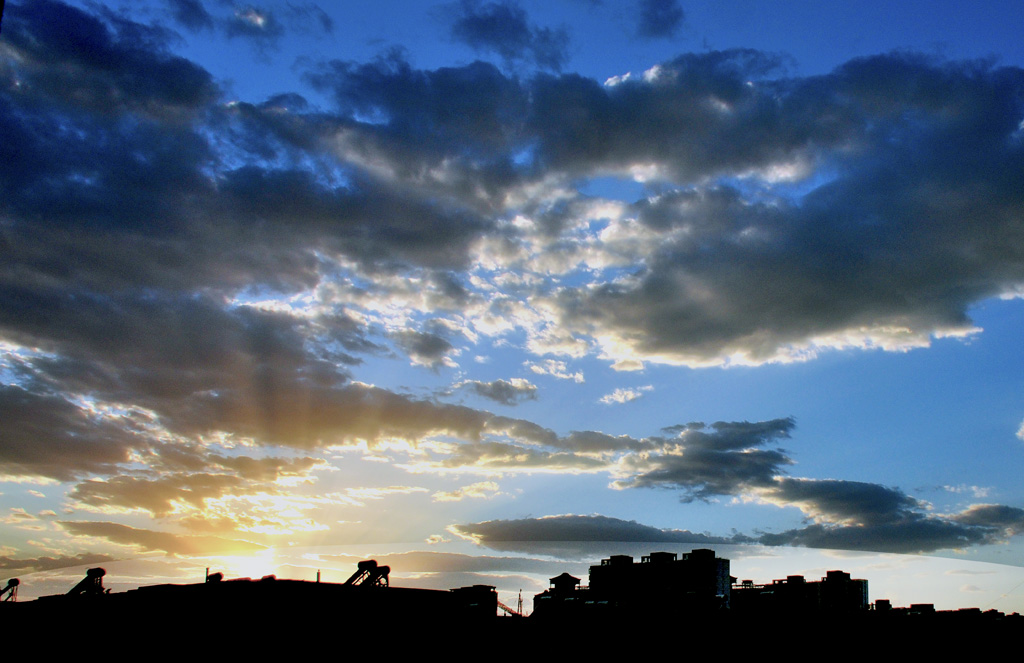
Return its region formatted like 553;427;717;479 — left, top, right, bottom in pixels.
457;378;538;405
452;514;743;545
2;0;218;119
448;0;569;71
527;49;789;181
9;10;1024;379
759;478;924;527
413;440;610;474
612;419;795;501
225;6;285;46
756;520;993;554
432;480;500;501
0;552;116;573
0;386;145;481
611;359;645;372
165;0;214;31
59;521;267;555
599;385;652;404
532;52;1024;367
953;504;1024;535
165;1;330;41
635;0;684;39
0;296;364;452
4;1;1024;561
1;508;40;525
944;484;990;498
67;451;326;517
208;455;325;482
344;485;429;503
393;330;456;368
752;485;1024;554
283;3;334;34
456;502;1024;555
526;360;584;382
71;473;248;517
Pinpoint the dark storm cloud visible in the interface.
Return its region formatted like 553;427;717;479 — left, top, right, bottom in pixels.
457;378;538;405
448;0;569;71
214;166;492;272
484;415;559;446
559;429;647;453
454;514;744;544
60;521;267;554
165;0;214;31
283;3;333;34
527;49;790;180
752;481;1024;553
0;292;334;434
543;53;1024;365
635;0;684;39
9;4;1024;372
457;504;1024;555
953;504;1024;535
0;290;396;471
3;3;496;299
751;478;992;553
2;0;218;119
392;330;455;368
305;52;527;179
763;478;924;526
0;386;145;481
757;520;992;554
0;117;222;291
613;419;795;500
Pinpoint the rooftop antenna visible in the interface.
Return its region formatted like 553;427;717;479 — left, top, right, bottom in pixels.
1;579;18;602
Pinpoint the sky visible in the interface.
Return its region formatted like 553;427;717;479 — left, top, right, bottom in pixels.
3;0;1024;612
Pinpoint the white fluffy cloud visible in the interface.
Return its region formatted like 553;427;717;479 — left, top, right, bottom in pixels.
599;386;653;404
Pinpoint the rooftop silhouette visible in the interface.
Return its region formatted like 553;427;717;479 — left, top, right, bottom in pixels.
2;550;1019;653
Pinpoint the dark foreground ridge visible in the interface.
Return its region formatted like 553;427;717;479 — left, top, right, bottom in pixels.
3;550;1020;654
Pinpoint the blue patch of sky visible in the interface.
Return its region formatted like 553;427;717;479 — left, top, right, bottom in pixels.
0;358;31;388
313;266;378;298
350;349;455;397
711;163;843;207
576;175;648;204
229;283;303;308
300;157;352;190
511;144;537;168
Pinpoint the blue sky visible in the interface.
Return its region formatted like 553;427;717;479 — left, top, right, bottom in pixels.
3;0;1024;610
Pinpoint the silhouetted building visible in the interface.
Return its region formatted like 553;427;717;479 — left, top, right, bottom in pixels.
732;569;868;614
533;549;730;619
22;562;498;629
